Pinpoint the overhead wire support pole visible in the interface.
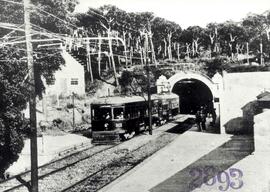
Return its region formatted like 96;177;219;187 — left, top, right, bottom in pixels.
23;0;38;191
145;29;152;135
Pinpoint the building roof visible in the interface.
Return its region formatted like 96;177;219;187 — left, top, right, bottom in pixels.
257;93;270;102
256;91;270;99
241;100;259;112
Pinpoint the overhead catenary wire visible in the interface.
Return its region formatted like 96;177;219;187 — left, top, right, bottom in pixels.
31;4;77;28
32;5;98;37
1;0;183;66
87;8;144;35
1;24;25;39
0;0;22;5
1;0;146;45
1;0;97;37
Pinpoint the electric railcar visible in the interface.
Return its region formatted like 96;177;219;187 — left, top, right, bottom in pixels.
90;93;179;144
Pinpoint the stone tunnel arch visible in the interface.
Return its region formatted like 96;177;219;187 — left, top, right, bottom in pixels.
168;72;218;114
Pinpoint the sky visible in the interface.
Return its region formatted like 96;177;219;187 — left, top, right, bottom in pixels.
75;0;269;29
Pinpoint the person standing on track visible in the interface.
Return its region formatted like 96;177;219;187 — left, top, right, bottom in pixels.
195;110;202;131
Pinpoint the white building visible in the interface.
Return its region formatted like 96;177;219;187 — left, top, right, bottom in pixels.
45;50;85;96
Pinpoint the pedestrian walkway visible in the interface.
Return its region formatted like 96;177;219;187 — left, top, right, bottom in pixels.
100;130;266;192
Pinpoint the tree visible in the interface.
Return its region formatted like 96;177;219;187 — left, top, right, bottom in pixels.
203;57;229;77
180;26;206;57
0;48;29;176
217;21;248;59
151;17;182;60
118;70;133;94
242;13;270;62
0;0;76;177
205;22;220;57
118;67;157;95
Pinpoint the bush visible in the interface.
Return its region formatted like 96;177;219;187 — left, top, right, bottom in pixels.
201;57;229;77
226;65;270;73
0;113;26;178
85;80;103;95
66;103;74;109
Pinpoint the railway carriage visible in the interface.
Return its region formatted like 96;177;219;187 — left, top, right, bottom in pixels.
90;93;179;144
152;93;180;125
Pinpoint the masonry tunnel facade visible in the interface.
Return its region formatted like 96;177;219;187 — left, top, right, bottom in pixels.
172;78;213;114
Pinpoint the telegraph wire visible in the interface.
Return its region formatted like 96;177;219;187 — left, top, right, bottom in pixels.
0;0;22;5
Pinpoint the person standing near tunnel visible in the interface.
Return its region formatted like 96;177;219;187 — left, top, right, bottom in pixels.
200;106;207;131
211;108;216;126
195;110;202;131
206;99;216;126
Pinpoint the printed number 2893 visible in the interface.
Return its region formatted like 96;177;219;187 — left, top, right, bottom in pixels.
189;167;243;191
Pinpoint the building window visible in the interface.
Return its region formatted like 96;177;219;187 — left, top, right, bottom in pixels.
71;78;78;85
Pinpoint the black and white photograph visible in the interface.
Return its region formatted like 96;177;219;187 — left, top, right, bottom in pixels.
0;0;270;191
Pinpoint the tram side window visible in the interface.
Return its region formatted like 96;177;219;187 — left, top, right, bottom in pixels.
127;106;135;118
171;100;179;108
125;105;137;119
163;104;169;110
114;107;124;119
139;107;145;117
171;99;179;108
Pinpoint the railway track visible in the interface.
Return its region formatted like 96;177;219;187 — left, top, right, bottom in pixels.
60;132;178;192
1;142;92;184
1;116;191;192
0;144;117;192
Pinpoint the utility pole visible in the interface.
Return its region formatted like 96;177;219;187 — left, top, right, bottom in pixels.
72;92;75;130
24;0;38;191
145;28;152;135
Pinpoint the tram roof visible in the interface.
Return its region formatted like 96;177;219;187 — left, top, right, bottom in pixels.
152;93;179;100
91;95;146;105
91;93;179;106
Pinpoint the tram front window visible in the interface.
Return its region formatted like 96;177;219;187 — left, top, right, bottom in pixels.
93;107;111;120
113;107;124;119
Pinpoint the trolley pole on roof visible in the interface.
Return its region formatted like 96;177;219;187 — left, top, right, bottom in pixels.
145;23;152;135
24;0;39;191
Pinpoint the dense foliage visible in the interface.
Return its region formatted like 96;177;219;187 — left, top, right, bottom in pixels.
0;0;76;177
76;6;270;63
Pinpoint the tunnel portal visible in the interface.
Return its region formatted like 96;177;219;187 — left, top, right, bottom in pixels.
172;78;213;114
